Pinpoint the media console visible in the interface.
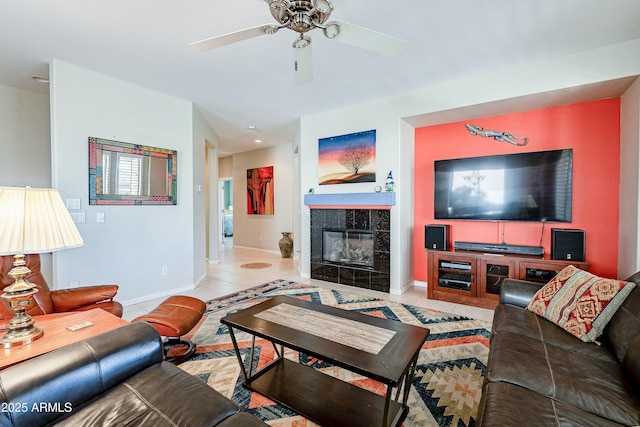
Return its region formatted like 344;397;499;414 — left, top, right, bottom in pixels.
426;250;589;309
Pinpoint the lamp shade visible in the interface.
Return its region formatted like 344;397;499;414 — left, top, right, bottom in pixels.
0;186;84;255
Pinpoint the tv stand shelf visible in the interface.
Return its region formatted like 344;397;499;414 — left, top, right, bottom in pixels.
426;250;589;309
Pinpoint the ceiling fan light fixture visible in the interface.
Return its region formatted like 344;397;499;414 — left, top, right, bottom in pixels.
293;35;311;49
268;0;290;12
264;24;280;35
312;0;333;14
323;22;340;39
291;12;313;33
267;0;331;32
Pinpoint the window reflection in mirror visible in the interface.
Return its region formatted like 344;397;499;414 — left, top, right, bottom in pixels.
89;137;177;205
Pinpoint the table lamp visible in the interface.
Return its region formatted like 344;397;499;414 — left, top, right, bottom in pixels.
0;186;84;347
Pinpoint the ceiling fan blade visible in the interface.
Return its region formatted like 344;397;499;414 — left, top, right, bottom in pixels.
293;42;313;84
189;25;274;51
330;21;410;56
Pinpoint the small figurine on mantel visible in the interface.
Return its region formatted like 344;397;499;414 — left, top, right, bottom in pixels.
385;171;395;192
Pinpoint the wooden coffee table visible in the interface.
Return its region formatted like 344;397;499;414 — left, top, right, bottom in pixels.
1;308;128;369
221;295;430;427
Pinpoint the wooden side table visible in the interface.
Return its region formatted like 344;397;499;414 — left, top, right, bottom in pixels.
1;308;129;369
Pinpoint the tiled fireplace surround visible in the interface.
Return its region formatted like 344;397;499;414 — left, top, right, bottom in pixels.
310;207;391;293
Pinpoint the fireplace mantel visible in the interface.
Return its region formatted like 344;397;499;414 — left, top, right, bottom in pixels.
304;192;395;209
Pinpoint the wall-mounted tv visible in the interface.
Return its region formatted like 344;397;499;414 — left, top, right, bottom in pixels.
434;149;573;222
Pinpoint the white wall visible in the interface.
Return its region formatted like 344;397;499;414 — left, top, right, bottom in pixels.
398;119;415;288
0;84;54;282
620;77;640;278
299;38;640;292
299;110;407;291
50;60;197;303
293;123;302;261
218;156;233;179
0;84;50;188
192;106;219;276
232;144;294;252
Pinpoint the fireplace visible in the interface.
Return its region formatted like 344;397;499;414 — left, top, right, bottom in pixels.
323;229;375;268
310;208;390;292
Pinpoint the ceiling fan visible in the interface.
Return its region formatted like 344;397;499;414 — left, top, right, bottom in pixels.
189;0;411;84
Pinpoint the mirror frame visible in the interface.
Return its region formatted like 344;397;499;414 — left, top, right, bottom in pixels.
88;137;177;205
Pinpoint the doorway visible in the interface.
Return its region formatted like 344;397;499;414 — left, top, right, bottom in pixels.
220;179;233;245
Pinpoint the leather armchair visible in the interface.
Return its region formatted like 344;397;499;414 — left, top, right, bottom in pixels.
0;254;123;320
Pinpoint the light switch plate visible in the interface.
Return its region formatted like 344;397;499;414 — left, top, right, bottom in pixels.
71;212;86;223
66;198;81;210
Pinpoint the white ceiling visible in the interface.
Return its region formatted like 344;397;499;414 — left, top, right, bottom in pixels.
2;1;640;156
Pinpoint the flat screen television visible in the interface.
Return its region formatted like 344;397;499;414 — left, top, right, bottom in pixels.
434;149;573;222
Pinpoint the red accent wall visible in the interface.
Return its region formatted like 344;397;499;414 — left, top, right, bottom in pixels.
414;98;621;280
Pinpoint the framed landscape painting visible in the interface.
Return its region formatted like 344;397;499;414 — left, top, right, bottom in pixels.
247;166;274;215
318;130;376;185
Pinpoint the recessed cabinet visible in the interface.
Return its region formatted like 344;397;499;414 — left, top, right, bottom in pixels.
479;258;517;300
518;259;588;283
426;250;589;309
432;252;477;296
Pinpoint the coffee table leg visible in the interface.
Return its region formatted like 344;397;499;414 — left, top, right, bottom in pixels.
248;335;257;377
381;355;420;427
402;357;419;405
227;327;249;383
382;386;392;427
227;327;286;385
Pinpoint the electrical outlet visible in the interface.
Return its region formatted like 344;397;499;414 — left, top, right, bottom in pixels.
161;266;168;276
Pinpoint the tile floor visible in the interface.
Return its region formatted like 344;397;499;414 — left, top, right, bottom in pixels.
122;241;495;323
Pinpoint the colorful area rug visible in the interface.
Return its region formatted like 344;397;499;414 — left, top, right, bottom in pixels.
180;280;492;427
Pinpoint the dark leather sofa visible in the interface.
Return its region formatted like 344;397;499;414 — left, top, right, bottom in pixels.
0;322;268;427
476;273;640;426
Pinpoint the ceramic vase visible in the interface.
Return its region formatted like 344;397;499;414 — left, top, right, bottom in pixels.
279;232;293;258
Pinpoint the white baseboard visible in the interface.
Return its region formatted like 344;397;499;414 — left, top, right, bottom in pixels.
194;272;207;287
121;283;195;306
390;279;420;295
233;245;281;255
414;280;428;288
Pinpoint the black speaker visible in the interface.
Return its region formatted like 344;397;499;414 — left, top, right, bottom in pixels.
551;229;586;262
425;224;449;250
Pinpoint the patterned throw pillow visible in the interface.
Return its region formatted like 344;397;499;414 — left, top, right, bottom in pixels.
527;265;636;342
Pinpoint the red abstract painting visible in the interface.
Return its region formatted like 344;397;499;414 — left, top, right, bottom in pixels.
247;166;274;215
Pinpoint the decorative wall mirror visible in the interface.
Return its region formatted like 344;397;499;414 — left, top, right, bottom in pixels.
89;137;177;205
